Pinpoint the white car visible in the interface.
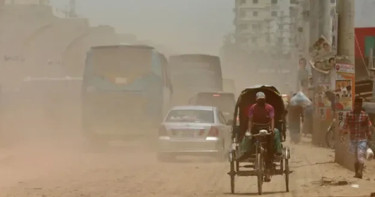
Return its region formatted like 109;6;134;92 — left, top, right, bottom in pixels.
157;106;232;161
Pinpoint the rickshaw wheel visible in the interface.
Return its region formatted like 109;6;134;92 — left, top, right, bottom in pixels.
284;149;290;192
325;129;335;149
256;152;263;195
229;151;236;194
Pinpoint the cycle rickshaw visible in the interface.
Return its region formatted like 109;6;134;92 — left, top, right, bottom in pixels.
228;85;291;195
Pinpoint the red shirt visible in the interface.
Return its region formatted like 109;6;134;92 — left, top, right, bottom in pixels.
248;103;275;124
343;110;372;141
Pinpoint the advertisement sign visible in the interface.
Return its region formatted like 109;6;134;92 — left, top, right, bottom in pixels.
335;63;355;74
335;80;353;111
334;63;355;111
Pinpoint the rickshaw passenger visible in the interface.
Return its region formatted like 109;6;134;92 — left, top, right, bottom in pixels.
248;92;282;181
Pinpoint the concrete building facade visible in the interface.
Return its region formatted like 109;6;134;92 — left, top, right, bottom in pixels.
290;0;337;57
233;0;293;55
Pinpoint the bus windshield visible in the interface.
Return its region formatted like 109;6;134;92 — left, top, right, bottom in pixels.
173;62;217;88
170;56;222;90
90;47;152;84
196;93;235;114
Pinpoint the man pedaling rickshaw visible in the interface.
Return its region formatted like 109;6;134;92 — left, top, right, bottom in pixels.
247;92;282;182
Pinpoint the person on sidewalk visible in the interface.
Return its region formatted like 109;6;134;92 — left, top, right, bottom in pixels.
341;98;372;179
288;93;304;143
298;58;309;93
302;102;313;135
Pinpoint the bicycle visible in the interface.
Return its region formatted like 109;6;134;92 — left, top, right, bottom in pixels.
326;112;344;149
326;118;337;149
252;129;273;195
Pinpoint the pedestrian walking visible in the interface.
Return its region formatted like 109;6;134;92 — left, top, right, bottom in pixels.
341;98;372;179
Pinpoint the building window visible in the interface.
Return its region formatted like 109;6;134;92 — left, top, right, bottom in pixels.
272;11;277;17
290;0;298;4
266;35;271;43
253;0;258;4
253;11;258;17
290;8;298;16
239;24;248;30
330;8;336;16
271;0;278;4
237;36;247;43
240;10;246;18
240;0;246;5
252;23;260;30
330;0;336;3
251;37;258;43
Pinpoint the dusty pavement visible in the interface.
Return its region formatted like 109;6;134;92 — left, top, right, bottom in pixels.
0;136;374;197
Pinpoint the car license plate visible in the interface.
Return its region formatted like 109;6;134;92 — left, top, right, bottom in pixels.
175;130;196;138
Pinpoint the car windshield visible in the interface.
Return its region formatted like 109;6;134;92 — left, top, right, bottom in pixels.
166;109;214;123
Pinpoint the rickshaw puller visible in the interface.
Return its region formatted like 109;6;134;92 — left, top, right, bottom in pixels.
248;92;276;182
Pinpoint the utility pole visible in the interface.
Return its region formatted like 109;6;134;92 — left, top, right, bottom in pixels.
309;0;320;48
337;0;355;63
319;0;333;43
309;0;332;46
310;0;334;146
335;0;355;171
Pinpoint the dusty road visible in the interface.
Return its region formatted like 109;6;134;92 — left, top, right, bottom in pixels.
0;136;374;197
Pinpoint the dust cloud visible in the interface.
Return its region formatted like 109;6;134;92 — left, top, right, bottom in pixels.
0;0;296;195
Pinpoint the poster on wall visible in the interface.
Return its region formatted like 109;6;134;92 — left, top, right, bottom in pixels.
311;62;335;120
335;80;353;111
334;63;355;111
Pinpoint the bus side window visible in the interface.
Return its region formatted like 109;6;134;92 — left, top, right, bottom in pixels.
160;56;167;86
151;52;163;78
161;55;172;91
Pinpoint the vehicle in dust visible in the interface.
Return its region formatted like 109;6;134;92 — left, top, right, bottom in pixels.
223;78;236;94
81;44;173;143
158;106;232;161
189;92;236;121
169;54;223;106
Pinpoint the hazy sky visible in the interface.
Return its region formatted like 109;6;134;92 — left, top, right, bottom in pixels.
51;0;234;55
355;0;375;27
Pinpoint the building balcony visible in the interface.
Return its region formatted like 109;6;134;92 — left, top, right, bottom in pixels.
238;3;273;9
241;16;265;22
235;30;262;37
237;15;274;22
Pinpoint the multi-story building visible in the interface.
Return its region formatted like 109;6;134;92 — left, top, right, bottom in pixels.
233;0;293;55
